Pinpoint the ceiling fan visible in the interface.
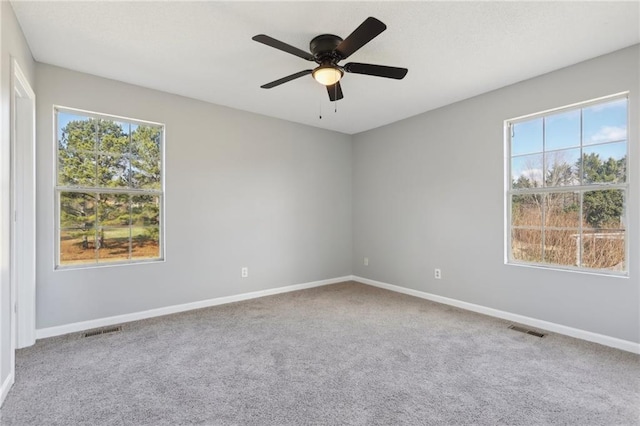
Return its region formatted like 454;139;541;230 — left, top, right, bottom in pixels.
252;17;408;101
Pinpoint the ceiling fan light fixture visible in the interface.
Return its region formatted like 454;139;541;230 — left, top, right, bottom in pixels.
312;65;343;86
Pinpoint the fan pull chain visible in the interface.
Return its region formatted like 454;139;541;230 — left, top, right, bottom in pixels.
334;84;338;113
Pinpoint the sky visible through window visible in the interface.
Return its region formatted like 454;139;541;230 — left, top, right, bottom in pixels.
511;98;627;186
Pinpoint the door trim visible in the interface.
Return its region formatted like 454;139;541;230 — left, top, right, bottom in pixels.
11;58;36;351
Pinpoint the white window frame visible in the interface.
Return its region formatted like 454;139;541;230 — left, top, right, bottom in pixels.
54;106;165;269
505;93;629;276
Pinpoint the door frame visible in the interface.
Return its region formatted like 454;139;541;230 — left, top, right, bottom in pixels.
10;58;36;352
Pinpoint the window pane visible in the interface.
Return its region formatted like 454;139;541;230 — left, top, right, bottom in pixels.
543;229;578;267
96;228;131;262
544;148;580;187
132;226;160;260
60;192;96;229
131;195;160;226
98;154;131;188
98;193;130;227
511;154;543;188
60;229;96;265
544;192;580;227
583;98;627;145
511;229;542;262
131;125;162;190
544;109;580;151
58;114;96;152
97;119;130;154
58;150;96;187
512;194;542;227
581;142;627;184
581;189;625;270
581;230;625;271
582;189;625;229
511;118;542;156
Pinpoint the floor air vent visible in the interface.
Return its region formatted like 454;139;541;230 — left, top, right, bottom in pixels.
83;326;122;338
508;325;546;338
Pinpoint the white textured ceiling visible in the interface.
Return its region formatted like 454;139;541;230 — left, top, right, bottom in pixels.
10;1;640;135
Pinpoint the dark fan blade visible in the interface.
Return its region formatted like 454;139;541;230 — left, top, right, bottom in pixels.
344;62;408;79
327;82;344;101
335;17;386;59
260;70;313;89
252;34;314;61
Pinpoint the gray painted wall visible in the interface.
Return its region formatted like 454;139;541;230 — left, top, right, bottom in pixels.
18;27;640;355
35;64;352;329
1;1;35;390
352;45;640;343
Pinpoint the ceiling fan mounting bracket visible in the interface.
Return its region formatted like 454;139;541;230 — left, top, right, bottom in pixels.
310;34;344;63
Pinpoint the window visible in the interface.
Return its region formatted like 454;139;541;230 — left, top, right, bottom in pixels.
506;94;628;274
55;107;164;268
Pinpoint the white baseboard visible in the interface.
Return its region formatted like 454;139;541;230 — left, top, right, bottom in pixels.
0;371;15;407
36;276;352;340
353;275;640;355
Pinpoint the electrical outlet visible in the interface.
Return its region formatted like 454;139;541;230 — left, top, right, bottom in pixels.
241;267;248;278
434;268;441;279
364;257;369;266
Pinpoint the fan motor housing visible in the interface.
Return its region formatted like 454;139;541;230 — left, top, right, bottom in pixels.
310;34;343;62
